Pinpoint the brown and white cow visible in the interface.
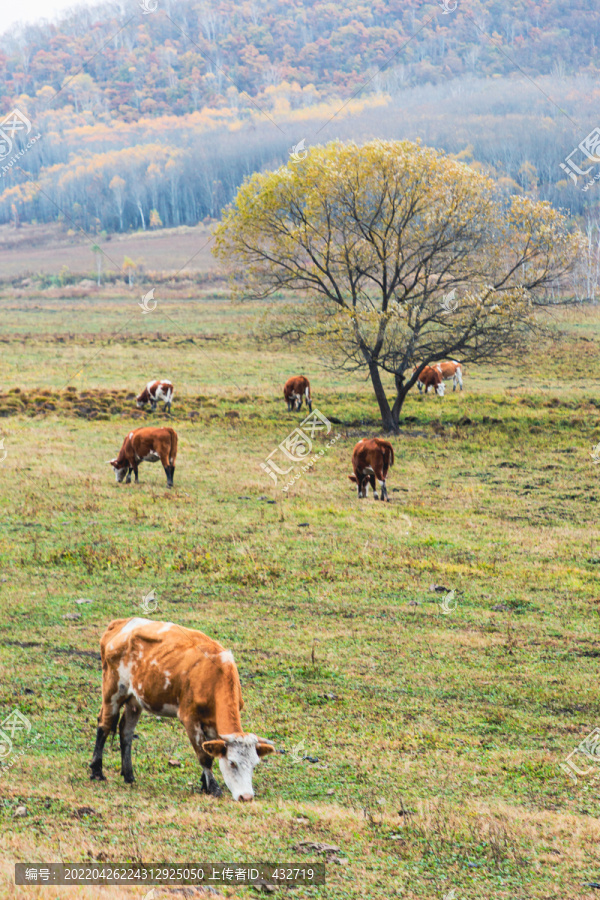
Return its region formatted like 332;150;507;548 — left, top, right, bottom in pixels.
416;361;462;393
284;376;312;413
108;426;177;488
435;360;463;392
415;365;445;396
90;618;275;801
136;380;174;413
349;438;394;501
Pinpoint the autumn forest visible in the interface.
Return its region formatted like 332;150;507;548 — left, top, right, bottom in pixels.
0;0;599;237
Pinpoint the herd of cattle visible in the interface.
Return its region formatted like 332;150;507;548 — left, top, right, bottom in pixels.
94;362;466;800
108;364;464;494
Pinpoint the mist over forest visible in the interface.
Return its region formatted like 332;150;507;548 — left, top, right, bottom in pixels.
0;0;599;236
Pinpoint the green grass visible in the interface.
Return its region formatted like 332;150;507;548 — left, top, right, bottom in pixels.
1;291;600;899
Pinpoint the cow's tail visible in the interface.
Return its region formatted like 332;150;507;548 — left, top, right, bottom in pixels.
168;428;178;466
388;443;394;467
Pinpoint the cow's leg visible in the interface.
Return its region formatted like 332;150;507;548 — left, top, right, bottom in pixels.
133;464;139;483
369;473;378;500
380;466;389;501
90;669;122;781
151;399;157;411
125;466;132;484
180;715;222;797
119;699;142;784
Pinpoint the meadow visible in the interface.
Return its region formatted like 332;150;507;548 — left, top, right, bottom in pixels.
1;274;600;900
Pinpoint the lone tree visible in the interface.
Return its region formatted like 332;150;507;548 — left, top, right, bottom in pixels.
214;140;582;432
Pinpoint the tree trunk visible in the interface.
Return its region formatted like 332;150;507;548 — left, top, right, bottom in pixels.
391;371;412;431
368;360;398;434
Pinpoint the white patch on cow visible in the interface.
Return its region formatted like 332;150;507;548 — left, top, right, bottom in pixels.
119;617;152;636
150;659;158;666
158;703;178;717
142;450;160;462
217;733;261;801
157;622;173;634
220;650;234;665
164;672;171;688
129;432;134;440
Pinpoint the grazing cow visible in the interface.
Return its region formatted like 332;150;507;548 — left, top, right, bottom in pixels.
349;438;394;501
435;360;463;391
136;380;174;413
416;361;462;393
415;366;445;396
108;426;177;488
89;618;275;801
284;376;312;413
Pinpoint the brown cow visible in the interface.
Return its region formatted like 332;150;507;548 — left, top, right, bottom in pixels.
284;376;312;413
109;426;177;488
349;438;394;501
136;379;174;412
415;366;445;396
416;362;462;393
435;360;463;391
89;618;275;800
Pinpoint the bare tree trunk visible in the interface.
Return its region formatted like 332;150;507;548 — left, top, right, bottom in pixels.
391;371;411;430
368;361;398;434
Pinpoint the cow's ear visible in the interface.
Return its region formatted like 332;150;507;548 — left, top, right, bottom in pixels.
256;741;275;757
107;459;117;466
202;740;227;758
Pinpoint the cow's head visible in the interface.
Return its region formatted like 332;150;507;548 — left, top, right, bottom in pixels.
135;395;146;408
202;733;274;801
108;459;127;482
435;381;445;397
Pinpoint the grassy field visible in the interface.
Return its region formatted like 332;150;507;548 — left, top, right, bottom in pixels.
1;279;600;900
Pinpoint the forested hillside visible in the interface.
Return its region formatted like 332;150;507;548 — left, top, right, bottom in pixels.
1;0;599;237
3;0;600;114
